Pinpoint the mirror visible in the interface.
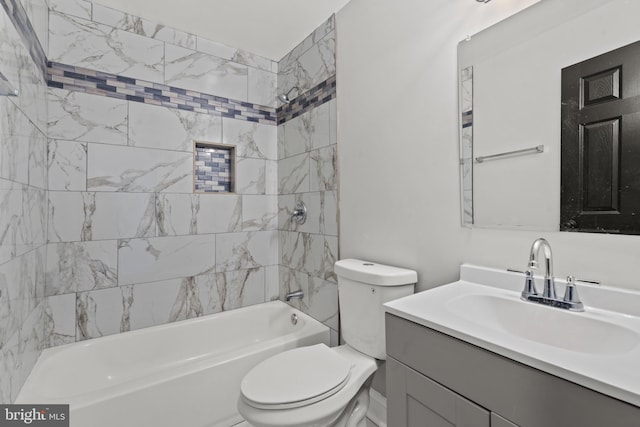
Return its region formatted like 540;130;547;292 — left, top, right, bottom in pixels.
459;0;640;231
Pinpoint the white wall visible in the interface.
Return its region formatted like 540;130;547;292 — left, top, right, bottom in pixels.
336;0;640;292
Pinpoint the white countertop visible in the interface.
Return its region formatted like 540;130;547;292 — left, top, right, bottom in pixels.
384;264;640;407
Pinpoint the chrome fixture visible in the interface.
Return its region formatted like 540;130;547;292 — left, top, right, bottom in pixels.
290;313;298;325
475;144;543;163
291;201;307;225
563;276;584;311
529;237;556;299
520;238;584;311
277;86;300;104
285;290;304;301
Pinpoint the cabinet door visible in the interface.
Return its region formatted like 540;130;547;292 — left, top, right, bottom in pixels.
491;413;519;427
388;357;490;427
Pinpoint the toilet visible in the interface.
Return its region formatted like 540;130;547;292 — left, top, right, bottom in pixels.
237;259;417;427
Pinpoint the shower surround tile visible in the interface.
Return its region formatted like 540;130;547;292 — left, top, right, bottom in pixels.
126;278;193;330
279;231;337;282
47;62;277;124
1;0;339;381
278;15;334;69
304;276;339;331
48;88;128;145
235;158;266;195
248;67;277;108
49;11;164;82
128;102;222;152
0;251;37;349
28;125;47;189
278;153;310;195
310;145;337;191
241;195;278;231
215;268;266;312
165;44;248;102
49;0;91;20
91;4;196;49
0;332;20;402
0;180;43;264
76;285;129;339
320;191;338;236
222;117;277;160
276;75;336;126
117;235;215;285
278;30;335;97
48;191;156;242
43;293;76;346
18;0;48;53
45;240;118;295
282;101;331;157
0;2;48;131
86;144;193;193
47;139;87;191
76;273;221;340
215;231;278;273
0;99;31;185
155;193;241;236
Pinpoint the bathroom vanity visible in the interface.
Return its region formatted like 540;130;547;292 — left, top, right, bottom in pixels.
384;264;640;427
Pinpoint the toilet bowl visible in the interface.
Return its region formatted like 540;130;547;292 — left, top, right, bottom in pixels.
238;344;377;427
237;259;417;427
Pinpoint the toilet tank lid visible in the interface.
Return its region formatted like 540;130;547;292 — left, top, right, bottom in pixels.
334;259;417;286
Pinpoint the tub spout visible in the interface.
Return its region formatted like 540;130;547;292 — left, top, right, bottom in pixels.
285;290;304;301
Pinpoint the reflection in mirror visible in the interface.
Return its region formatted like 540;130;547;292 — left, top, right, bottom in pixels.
458;0;640;232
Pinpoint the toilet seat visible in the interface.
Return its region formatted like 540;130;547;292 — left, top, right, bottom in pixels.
241;344;352;410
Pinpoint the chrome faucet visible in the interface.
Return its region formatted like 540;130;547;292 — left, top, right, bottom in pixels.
528;238;556;299
285;290;304;301
520;238;584;312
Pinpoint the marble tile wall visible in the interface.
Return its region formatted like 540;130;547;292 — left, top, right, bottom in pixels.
45;86;279;342
277;17;339;346
0;0;340;403
38;0;282;349
0;1;48;403
47;0;278;108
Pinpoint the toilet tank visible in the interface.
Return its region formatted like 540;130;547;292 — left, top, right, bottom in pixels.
334;259;417;360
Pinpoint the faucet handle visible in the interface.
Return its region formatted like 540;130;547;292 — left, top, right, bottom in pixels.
563;276;584;311
521;269;538;300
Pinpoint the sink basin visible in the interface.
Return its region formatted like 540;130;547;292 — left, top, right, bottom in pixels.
384;264;640;408
445;293;639;354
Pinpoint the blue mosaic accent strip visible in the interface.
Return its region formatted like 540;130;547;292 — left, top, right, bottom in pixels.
1;0;334;127
0;0;48;76
276;74;337;125
48;62;277;124
462;110;473;128
194;144;234;193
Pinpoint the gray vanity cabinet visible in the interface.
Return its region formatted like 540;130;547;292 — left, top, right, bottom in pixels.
385;314;640;427
387;357;490;427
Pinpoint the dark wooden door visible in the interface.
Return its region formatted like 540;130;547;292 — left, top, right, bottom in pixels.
561;40;640;234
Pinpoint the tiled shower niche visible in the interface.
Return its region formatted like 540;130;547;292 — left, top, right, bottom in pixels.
194;142;236;193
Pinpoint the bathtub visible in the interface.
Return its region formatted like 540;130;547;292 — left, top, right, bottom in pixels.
16;301;330;427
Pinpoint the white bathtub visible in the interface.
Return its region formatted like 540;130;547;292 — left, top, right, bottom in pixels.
16;301;330;427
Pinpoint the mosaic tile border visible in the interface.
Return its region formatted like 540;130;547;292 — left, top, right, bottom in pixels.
276;75;336;125
48;62;278;124
0;0;47;75
1;0;336;127
194;142;234;193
